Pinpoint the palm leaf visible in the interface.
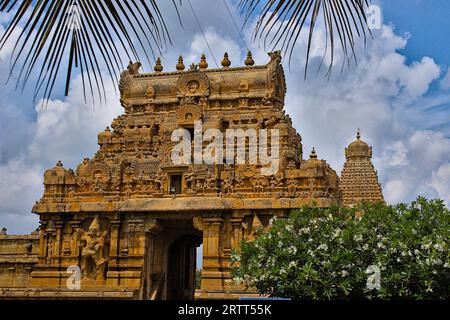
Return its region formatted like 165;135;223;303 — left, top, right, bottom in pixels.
238;0;372;77
0;0;179;105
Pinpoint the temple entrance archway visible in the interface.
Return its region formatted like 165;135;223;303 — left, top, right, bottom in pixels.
141;218;202;300
166;234;202;300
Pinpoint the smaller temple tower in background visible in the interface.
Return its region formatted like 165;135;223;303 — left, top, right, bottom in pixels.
340;131;384;207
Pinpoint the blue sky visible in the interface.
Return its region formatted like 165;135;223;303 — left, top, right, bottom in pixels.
381;0;450;68
0;1;449;235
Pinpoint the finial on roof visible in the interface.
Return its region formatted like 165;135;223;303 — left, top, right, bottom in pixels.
310;147;318;159
154;57;163;72
199;54;208;69
221;52;231;68
346;130;372;160
245;51;255;66
56;160;63;167
176;56;185;71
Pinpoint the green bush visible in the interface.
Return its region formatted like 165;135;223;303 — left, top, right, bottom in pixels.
232;197;450;300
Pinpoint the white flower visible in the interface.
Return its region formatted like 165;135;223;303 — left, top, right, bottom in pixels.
433;259;443;266
234;277;243;284
289;261;297;269
444;262;449;268
317;244;328;251
307;249;315;257
363;244;369;251
354;234;363;242
269;216;277;225
341;270;348;277
377;242;386;250
332;228;342;239
299;227;310;235
288;246;297;255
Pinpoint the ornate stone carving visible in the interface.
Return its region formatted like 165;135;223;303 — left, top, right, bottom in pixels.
177;102;202;125
5;51;383;300
119;62;141;97
76;217;109;281
177;70;210;97
340;132;384;207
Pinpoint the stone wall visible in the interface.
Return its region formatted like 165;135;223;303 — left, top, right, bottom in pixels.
0;234;39;288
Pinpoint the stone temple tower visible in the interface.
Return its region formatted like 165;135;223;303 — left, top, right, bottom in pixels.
0;52;384;300
340;131;384;207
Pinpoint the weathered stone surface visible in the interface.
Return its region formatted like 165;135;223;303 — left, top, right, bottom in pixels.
0;52;383;300
341;131;384;206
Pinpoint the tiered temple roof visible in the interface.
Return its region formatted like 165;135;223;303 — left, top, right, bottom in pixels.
340;131;384;206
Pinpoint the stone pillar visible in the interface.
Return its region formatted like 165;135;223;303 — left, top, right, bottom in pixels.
106;215;121;287
37;220;46;264
200;216;224;291
109;218;121;267
55;221;64;263
230;212;245;251
68;220;81;266
141;219;163;300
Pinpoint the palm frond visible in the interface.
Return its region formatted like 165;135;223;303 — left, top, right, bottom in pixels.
0;0;179;105
239;0;372;77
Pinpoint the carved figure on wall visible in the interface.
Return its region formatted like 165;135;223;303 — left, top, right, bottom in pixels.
185;170;195;191
222;174;234;195
288;179;297;198
76;217;108;281
154;169;165;193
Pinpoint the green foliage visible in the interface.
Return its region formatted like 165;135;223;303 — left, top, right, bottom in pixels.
232;197;450;300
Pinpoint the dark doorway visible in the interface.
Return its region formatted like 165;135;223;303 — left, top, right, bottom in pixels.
186;127;195;141
167;235;202;300
170;175;182;195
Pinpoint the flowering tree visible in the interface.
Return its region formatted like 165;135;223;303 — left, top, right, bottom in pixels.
232;197;450;300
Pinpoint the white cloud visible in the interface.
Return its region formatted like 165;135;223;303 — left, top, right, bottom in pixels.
0;2;449;234
0;158;41;234
430;164;450;206
0;73;121;234
440;68;450;90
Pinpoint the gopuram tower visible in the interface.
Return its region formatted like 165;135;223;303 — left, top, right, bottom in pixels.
340;131;384;207
0;52;382;300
